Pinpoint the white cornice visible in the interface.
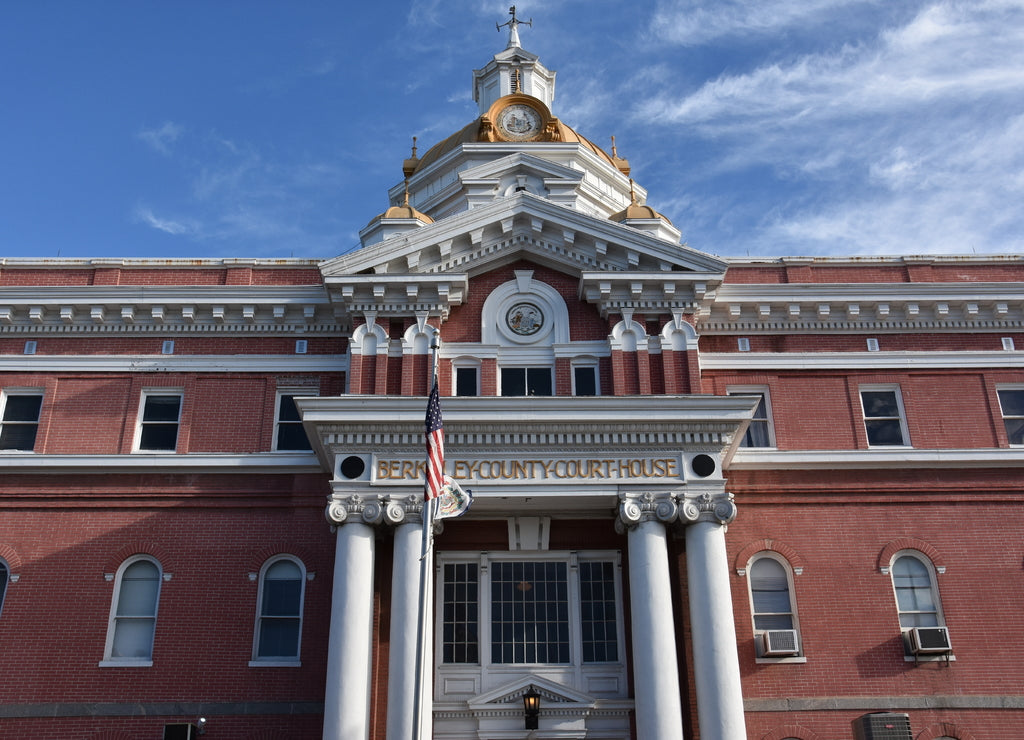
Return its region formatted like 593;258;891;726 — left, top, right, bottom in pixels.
0;452;324;474
728;448;1024;470
0;285;340;335
703;282;1024;332
699;350;1023;370
0;354;349;373
0;258;320;268
580;270;723;319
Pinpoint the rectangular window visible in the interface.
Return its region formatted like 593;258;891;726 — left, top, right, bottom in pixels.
441;553;621;668
275;393;312;451
728;388;774;448
455;367;479;397
442;562;479;664
860;386;909;446
0;391;43;451
573;366;598;396
997;388;1024;445
136;392;182;452
501;368;552;396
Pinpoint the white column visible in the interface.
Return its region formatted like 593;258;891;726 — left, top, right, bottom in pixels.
618;492;685;740
385;496;425;740
682;493;746;740
323;495;384;740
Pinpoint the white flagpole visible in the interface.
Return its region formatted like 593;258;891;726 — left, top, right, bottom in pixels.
411;335;440;740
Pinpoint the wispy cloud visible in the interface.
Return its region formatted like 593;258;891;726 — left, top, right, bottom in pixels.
650;0;880;45
134;206;196;236
136;122;184;155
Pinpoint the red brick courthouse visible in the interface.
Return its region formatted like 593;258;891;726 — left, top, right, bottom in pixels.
1;20;1022;740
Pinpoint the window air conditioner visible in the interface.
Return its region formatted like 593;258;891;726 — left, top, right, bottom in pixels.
760;629;800;656
851;712;913;740
908;626;951;654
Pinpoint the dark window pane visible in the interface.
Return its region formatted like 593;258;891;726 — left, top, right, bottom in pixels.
501;368;526;396
526;368;552;396
861;390;899;417
278;395;301;422
998;389;1024;416
1005;418;1024;445
277;423;311;451
866;419;904;445
258;617;300;657
0;424;38;451
139;423;178;451
456;368;478;397
142;395;181;422
3;395;42;422
574;367;597;396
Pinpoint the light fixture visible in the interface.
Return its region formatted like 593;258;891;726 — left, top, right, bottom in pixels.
523;685;540;730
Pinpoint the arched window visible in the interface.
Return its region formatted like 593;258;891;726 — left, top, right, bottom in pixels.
0;558;9;617
890;552;941;628
102;556;162;665
747;554;801;658
252;556;306;664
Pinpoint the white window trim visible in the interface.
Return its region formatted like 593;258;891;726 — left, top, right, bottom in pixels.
996;384;1024;447
0;557;9;618
436;550;627;690
888;549;952;661
0;388;44;453
727;386;776;449
272;389;316;452
250;555;306;667
571;358;600;396
99;555;162;667
133;389;183;453
859;384;911;447
745;552;805;663
452;358;482;397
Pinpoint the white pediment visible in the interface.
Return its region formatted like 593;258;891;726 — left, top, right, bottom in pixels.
468;676;596;709
320;193;727;321
458;152;583;209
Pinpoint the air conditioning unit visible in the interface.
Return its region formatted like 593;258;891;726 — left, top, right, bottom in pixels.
851;712;912;740
908;626;951;654
760;629;800;656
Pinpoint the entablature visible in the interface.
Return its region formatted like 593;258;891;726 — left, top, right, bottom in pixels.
0;285;340;336
701;282;1024;333
580;271;723;319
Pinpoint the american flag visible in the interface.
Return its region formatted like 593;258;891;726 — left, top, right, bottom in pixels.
425;379;444;500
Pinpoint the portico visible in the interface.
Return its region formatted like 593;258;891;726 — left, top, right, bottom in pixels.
299;394;756;740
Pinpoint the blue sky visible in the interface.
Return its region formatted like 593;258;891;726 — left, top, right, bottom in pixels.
2;0;1022;261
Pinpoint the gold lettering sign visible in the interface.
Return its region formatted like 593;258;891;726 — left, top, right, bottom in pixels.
374;457;680;483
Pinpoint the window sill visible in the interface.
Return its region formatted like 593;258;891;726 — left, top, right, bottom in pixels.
98;659;152;668
248;659;301;668
755;656;807;664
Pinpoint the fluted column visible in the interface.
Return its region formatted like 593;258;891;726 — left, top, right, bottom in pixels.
322;494;385;740
680;492;746;740
384;495;426;740
616;492;686;740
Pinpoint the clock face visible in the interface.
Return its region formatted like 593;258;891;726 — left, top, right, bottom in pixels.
496;104;542;141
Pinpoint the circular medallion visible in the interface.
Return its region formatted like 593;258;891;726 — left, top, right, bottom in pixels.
506;302;544;336
496;103;542;141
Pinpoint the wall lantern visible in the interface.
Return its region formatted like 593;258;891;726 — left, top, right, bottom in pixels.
523;685;541;730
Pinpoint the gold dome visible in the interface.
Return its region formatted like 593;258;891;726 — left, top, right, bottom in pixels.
609;180;673;226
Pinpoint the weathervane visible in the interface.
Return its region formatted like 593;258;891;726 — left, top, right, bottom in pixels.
497;5;532;49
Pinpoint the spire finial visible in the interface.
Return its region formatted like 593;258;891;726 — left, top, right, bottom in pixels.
628;178;638;205
411;136;418;158
403;178;411;207
497;5;532;49
611;135;619;158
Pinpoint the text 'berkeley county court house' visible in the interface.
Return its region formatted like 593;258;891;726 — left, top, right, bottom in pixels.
1;15;1023;740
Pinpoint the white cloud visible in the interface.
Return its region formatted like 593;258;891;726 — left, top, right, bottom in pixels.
136;122;183;155
134;206;196;236
650;0;879;45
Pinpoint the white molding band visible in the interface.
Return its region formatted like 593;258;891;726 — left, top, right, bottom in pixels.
0;453;324;474
700;351;1023;370
0;355;348;373
728;448;1024;470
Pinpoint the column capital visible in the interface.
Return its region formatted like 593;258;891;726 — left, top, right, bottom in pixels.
326;493;387;527
679;491;737;526
326;492;426;528
615;491;681;533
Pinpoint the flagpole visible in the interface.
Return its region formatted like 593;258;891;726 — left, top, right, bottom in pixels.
412;333;440;740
